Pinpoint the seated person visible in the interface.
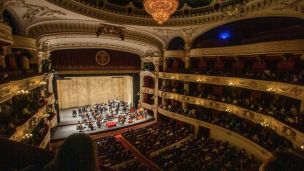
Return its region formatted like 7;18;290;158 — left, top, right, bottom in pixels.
23;104;32;115
38;97;46;106
172;88;177;93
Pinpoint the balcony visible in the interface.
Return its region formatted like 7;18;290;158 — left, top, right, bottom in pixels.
45;93;55;104
159;72;304;101
141;87;155;94
12;101;48;142
0;74;46;104
157;107;272;161
158;90;304;148
140;101;153;110
49;112;57;128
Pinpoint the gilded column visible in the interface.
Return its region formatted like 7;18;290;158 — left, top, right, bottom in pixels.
162;49;167;71
183;46;191;69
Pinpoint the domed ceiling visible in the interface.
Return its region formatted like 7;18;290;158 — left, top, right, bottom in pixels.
107;0;212;9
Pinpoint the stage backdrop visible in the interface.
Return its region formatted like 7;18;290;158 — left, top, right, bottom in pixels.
57;76;133;109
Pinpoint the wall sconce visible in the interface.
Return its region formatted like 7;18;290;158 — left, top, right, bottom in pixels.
171;76;176;80
169;96;174;99
40;82;47;85
197;79;202;82
226;108;232;113
137;92;141;95
261;122;269;127
18;90;29;94
267;88;275;92
44;114;50;118
229;82;235;86
196;102;200;105
151;95;156;100
54;100;60;105
301;145;304;150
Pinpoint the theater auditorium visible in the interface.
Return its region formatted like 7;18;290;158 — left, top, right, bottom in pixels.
1;0;304;171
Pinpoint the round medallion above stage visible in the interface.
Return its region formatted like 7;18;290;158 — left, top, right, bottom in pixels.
95;51;110;65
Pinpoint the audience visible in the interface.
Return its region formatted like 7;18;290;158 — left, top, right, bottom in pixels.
123;123;192;156
151;135;260;171
96;136;134;167
118;160;148;171
161;104;294;152
160;81;304;132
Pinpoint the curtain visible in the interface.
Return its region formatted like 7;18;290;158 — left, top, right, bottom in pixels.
51;49;141;71
57;76;133;109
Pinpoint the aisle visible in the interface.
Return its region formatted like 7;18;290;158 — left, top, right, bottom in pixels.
115;135;161;171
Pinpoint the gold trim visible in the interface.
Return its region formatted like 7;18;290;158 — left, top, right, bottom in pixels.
95;51;110;65
56;70;140;74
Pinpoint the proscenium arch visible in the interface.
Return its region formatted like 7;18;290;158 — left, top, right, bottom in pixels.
168;37;185;50
190;13;304;48
25;20;166;52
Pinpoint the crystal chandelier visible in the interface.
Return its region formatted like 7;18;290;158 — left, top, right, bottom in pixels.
144;0;179;25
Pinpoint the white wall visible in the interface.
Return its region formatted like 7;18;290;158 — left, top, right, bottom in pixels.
57;76;133;109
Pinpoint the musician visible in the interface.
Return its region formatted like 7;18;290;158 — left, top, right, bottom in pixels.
144;110;148;119
72;109;77;118
89;121;94;130
97;120;101;128
121;116;126;125
77;121;83;130
78;108;82;114
118;115;122;122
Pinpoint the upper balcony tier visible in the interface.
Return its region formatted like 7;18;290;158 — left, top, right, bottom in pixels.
47;0;269;26
158;90;304;148
0;74;47;104
159;72;304;101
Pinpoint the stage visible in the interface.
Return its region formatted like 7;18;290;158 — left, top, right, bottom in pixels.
50;106;154;141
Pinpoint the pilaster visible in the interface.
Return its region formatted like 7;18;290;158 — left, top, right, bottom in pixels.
183;46;191;69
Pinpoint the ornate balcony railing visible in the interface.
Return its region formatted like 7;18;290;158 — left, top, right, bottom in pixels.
141;86;155;94
158;90;304;148
39;125;51;149
0;74;46;104
11;102;48;142
141;101;153;110
159;72;304;101
46;0;270;26
0;22;13;44
158;107;272;161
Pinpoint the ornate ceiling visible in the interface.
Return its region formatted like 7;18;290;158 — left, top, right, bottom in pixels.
3;0;304;54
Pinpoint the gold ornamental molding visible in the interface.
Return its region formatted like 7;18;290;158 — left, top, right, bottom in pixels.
44;0;292;26
158;72;304;101
12;35;36;50
56;70;140;74
47;43;145;58
190;39;304;57
158;90;304;148
26;21;165;51
0;22;13;44
95;51;110;65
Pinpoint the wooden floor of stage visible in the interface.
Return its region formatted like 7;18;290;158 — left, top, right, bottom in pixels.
50;107;154;141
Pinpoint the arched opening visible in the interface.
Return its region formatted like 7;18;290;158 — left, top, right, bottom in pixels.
168;37;185;50
2;10;18;35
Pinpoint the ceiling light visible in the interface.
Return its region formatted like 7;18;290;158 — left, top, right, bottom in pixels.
144;0;179;25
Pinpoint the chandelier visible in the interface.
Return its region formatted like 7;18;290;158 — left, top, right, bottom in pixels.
144;0;179;25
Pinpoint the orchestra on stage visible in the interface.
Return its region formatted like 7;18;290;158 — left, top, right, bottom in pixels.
75;98;148;132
